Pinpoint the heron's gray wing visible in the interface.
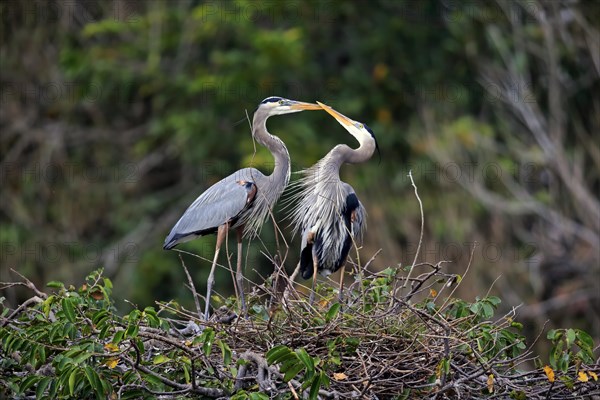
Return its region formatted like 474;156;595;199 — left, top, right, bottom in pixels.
163;169;258;249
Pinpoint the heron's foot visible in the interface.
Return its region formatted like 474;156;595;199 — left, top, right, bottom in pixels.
238;290;247;318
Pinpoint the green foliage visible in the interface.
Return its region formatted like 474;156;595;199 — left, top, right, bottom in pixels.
1;269;599;399
546;328;596;372
1;271;118;399
266;345;330;398
0;270;174;399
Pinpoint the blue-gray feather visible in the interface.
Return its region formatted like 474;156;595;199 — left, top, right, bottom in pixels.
163;167;269;249
286;149;367;277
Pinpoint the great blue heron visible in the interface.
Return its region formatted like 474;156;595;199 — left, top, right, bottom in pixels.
288;101;378;304
164;97;321;319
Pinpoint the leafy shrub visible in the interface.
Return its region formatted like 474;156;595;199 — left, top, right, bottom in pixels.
1;266;599;399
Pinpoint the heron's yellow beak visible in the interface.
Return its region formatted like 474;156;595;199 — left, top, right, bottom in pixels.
316;101;353;126
289;101;322;110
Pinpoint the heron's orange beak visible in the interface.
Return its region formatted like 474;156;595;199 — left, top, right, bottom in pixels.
289;101;322;110
316;101;354;126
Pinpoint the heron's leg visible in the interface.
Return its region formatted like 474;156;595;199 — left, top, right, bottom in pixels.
289;262;301;282
309;247;319;305
205;224;227;320
236;227;246;317
338;262;346;303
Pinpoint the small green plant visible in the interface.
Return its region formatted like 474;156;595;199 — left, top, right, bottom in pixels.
547;328;596;372
266;345;329;399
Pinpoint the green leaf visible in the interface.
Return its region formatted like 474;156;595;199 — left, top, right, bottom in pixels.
486;296;501;306
125;323;139;338
134;338;145;355
35;377;52;399
68;369;78;396
566;329;576;346
47;281;64;288
61;298;76;323
510;321;523;330
144;373;165;388
143;307;160;327
46;379;58;398
73;351;93;365
558;352;570;372
280;356;301;374
266;345;292;364
575;330;594;349
18;375;39;394
344;337;360;353
100;379;112;398
217;340;232;366
183;362;191;383
153;354;171;364
202;328;215;356
280;352;300;365
309;372;322;400
469;302;480;315
112;330;125;344
482;303;494;319
560;375;574;390
84;365;104;399
283;361;305;382
63;322;76;339
295;348;314;374
92;309;109;326
42;295;55;317
325;303;341;322
547;329;562;341
99;324;111;340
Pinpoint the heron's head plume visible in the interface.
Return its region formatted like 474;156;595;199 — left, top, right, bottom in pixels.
363;123;381;164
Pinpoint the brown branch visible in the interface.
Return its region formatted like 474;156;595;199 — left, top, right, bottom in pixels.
178;254;203;321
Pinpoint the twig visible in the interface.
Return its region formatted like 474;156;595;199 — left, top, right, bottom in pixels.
179;254;203;321
436;242;477;317
121;356;225;397
1;296;45;327
8;269;48;299
393;170;424;304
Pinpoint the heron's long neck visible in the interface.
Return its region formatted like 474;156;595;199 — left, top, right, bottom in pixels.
252;113;291;188
329;139;376;169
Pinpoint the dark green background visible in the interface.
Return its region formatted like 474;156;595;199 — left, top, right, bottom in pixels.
1;0;598;358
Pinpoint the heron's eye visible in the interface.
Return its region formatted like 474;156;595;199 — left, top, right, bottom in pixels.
278;100;285;105
357;123;363;129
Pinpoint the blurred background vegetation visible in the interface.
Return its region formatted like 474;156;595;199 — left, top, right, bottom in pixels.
1;0;598;361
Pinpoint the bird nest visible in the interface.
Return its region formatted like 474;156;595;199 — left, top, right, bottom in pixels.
149;256;600;399
1;258;599;399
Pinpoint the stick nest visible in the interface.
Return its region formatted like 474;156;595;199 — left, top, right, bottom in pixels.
1;262;599;399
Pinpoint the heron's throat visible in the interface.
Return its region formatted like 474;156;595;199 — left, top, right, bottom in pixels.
345;140;376;165
252;114;291;190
